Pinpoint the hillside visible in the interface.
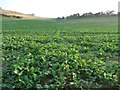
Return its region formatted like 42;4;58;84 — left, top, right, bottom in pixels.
0;8;46;20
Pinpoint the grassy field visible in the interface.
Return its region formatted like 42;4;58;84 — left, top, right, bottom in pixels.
2;16;120;89
2;16;117;32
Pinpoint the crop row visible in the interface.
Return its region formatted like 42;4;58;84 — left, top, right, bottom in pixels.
2;32;120;89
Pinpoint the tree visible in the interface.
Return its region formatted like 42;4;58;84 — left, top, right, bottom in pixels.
62;16;65;19
109;10;115;15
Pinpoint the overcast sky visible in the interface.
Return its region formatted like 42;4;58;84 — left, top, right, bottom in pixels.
0;0;119;18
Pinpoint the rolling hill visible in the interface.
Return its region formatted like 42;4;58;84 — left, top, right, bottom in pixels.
0;8;47;20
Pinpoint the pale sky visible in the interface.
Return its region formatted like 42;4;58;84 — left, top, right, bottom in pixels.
0;0;119;18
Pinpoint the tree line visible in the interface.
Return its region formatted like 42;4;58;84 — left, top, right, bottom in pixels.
56;10;118;20
0;14;22;19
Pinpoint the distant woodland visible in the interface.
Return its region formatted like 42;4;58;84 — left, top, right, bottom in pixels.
56;10;118;20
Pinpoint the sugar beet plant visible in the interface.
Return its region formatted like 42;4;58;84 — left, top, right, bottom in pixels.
2;31;120;89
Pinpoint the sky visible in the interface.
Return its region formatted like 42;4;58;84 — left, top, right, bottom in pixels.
0;0;119;18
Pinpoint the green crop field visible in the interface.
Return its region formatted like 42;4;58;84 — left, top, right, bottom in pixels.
2;16;120;89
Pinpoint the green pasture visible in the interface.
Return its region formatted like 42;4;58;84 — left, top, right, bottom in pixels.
2;16;117;32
